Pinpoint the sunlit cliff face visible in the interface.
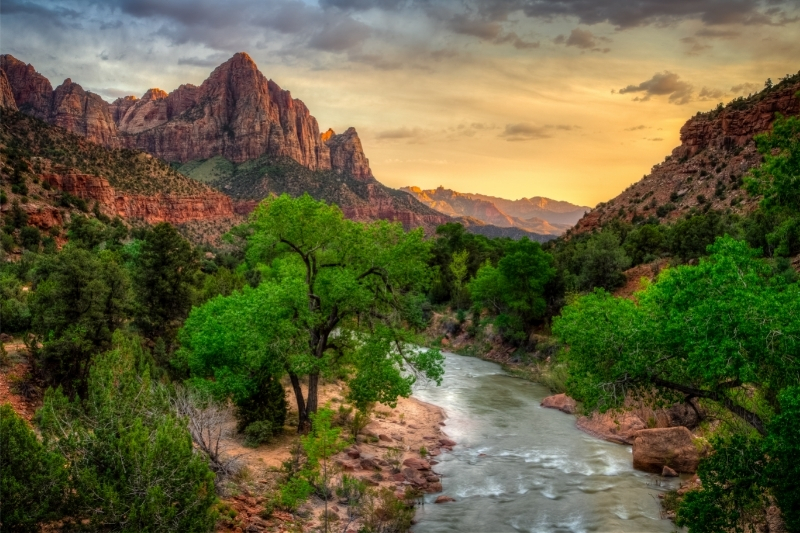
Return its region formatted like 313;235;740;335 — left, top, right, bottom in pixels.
4;0;799;205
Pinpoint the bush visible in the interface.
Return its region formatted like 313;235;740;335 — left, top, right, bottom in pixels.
0;404;69;532
244;420;275;447
37;334;218;532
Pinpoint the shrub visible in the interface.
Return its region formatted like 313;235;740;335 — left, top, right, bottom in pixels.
0;404;69;532
244;420;275;447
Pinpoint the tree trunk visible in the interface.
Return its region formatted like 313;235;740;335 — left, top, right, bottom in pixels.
306;372;320;427
288;372;308;433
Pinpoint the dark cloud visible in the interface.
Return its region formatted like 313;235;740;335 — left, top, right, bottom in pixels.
625;125;648;131
447;14;503;39
500;123;552;141
618;71;694;104
517;0;796;29
494;32;540;49
177;53;233;67
646;137;664;141
309;18;371;51
680;36;712;55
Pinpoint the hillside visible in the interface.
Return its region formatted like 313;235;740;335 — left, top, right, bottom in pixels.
402;186;588;235
0;106;236;243
572;72;800;234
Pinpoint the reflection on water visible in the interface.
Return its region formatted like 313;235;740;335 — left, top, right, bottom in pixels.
412;353;680;533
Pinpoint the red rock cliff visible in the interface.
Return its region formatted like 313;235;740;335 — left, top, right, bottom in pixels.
0;70;17;111
42;172;235;224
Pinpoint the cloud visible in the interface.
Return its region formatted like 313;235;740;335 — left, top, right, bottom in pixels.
517;0;797;29
500;123;552;141
494;32;540;49
447;14;503;40
546;124;580;130
618;71;694;104
308;18;371;51
680;37;712;55
177;53;232;67
625;125;648;131
731;81;761;94
646;137;664;141
698;86;726;100
375;127;428;142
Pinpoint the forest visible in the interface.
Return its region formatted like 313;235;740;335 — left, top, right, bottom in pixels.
1;112;799;532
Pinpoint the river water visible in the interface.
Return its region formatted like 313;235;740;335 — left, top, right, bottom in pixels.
412;352;680;533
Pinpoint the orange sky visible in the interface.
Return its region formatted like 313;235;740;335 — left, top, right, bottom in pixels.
3;0;799;206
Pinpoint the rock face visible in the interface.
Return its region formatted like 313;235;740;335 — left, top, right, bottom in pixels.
572;74;800;234
0;70;17;111
632;427;700;474
0;55;52;119
42;172;234;224
0;53;368;176
540;394;578;414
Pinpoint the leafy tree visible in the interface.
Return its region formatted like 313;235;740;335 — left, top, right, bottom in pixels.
0;404;69;532
576;230;630;290
180;194;443;431
0;272;31;333
553;237;800;435
132;223;199;340
624;223;666;265
449;249;469;309
29;245;129;395
38;333;217;532
469;237;555;343
666;210;738;262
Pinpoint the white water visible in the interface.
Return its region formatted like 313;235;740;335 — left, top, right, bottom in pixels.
412;352;681;533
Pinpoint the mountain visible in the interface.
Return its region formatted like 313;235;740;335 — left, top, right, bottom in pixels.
572;72;800;235
401;186;588;235
1;53;552;239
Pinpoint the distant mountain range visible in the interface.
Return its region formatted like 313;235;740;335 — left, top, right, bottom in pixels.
401;186;589;236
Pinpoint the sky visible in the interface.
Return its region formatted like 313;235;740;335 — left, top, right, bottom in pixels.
2;0;800;207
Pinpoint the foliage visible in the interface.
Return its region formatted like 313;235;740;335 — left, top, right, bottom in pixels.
0;404;69;532
553;237;800;433
37;333;217;532
132;222;199;340
0;272;31;333
358;488;417;533
469;237;555;343
29;245;129;395
181;194;443;430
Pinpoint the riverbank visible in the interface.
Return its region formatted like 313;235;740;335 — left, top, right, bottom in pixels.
215;380;452;533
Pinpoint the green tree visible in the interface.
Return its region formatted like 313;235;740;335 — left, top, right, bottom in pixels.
0;404;69;532
469;237;555;343
29;245;129;395
132;223;199;340
38;333;217;532
554;237;800;434
448;249;469;309
180;195;443;431
576;230;630;290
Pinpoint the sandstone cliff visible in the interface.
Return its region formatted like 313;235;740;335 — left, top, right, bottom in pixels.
0;70;17;111
572;74;800;234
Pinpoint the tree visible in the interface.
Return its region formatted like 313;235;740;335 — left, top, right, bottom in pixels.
29;245;129;395
553;237;800;435
0;404;69;532
38;333;217;532
180;194;443;431
576;230;630;290
448;249;469;309
469;237;555;343
132;223;199;340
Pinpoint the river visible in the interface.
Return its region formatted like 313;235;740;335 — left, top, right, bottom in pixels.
412;352;681;533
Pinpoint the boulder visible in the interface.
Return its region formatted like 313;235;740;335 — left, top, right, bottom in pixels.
576;411;646;444
346;447;361;459
540;394;578;414
434;495;455;503
378;434;392;442
425;482;443;493
402;457;431;470
632;427;700;474
662;465;678;477
666;402;701;429
402;467;427;486
439;438;456;447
